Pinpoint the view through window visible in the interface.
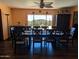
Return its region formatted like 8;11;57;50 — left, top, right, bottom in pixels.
28;15;53;26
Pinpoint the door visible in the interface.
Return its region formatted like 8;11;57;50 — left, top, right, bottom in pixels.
0;9;3;40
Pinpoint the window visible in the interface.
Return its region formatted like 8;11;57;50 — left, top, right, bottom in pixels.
28;15;54;26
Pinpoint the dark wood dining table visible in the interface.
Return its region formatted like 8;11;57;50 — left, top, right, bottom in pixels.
22;29;64;48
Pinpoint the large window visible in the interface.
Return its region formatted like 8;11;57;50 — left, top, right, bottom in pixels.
28;15;53;26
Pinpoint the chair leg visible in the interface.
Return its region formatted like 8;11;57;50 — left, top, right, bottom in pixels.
41;41;42;53
33;42;34;49
54;39;56;48
46;42;48;51
33;41;34;55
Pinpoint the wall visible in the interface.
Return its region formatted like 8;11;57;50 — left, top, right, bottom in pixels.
11;7;78;27
0;3;12;40
11;7;78;26
11;8;58;26
57;6;78;27
70;6;78;27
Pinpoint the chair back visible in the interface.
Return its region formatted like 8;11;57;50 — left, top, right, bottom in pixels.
26;26;31;31
33;26;40;29
32;29;42;41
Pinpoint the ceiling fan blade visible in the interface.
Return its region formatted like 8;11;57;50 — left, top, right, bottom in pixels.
44;2;53;5
34;2;40;4
44;2;53;8
34;2;40;6
45;5;53;8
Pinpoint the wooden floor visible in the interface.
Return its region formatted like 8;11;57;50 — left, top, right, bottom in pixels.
0;40;78;59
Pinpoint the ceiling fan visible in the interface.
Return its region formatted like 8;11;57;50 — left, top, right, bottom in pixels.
34;0;53;8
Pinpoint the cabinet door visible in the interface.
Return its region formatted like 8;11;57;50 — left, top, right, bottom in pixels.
57;14;71;31
0;9;3;40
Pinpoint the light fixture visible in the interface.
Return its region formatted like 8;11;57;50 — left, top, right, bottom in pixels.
46;12;48;26
32;12;35;26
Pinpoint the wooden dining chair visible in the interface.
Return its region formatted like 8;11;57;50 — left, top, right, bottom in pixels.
41;26;48;29
10;26;15;48
32;29;42;54
58;26;77;48
33;26;40;29
26;26;31;30
12;26;28;53
53;28;70;49
45;29;55;47
66;27;77;47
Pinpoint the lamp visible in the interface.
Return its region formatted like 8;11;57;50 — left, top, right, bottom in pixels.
5;14;9;26
46;12;48;26
5;14;9;39
32;12;35;26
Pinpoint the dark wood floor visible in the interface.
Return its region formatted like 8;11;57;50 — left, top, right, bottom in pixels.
0;40;78;59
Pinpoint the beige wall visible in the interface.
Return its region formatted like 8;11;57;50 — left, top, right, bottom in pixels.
57;6;78;28
0;3;12;40
11;7;78;27
11;8;58;26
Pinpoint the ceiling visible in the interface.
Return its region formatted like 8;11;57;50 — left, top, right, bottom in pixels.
0;0;78;9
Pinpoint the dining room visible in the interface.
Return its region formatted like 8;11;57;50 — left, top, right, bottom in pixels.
0;0;78;59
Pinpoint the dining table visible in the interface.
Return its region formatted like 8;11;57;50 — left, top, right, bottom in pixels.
22;29;64;48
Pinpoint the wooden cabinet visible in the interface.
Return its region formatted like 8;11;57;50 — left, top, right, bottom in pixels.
57;14;71;31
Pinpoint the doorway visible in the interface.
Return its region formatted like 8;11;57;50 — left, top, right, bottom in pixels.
0;9;3;40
